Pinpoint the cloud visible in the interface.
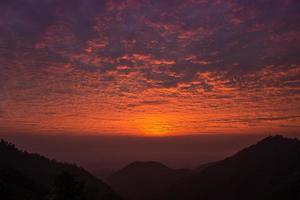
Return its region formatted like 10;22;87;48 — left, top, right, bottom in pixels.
207;115;300;124
255;116;300;122
0;0;299;134
127;100;169;108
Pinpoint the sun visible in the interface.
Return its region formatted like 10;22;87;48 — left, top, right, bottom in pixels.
134;114;173;136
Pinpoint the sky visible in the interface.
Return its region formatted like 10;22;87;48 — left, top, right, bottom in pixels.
0;0;300;136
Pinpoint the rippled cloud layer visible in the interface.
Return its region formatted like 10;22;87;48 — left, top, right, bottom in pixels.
0;0;299;135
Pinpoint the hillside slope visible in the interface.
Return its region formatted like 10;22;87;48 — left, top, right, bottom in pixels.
0;139;122;200
167;135;300;200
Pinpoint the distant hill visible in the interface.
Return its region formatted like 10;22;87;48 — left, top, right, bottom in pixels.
107;161;192;200
0;139;122;200
166;135;300;200
90;168;116;180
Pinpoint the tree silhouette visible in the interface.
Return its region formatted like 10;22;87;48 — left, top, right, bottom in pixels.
47;171;85;200
0;178;9;199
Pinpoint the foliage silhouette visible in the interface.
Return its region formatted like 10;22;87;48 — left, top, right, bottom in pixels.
47;171;86;200
0;139;121;200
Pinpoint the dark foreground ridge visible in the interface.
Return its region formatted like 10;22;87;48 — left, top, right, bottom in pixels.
0;139;122;200
166;135;300;200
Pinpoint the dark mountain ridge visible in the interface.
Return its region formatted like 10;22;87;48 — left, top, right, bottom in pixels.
1;135;300;200
166;135;300;200
107;161;192;200
0;139;121;200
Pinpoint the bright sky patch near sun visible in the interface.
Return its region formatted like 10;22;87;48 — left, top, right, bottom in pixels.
0;0;300;136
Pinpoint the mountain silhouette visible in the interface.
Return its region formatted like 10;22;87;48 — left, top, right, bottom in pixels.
0;139;122;200
107;161;191;200
166;135;300;200
194;161;218;172
1;135;300;200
